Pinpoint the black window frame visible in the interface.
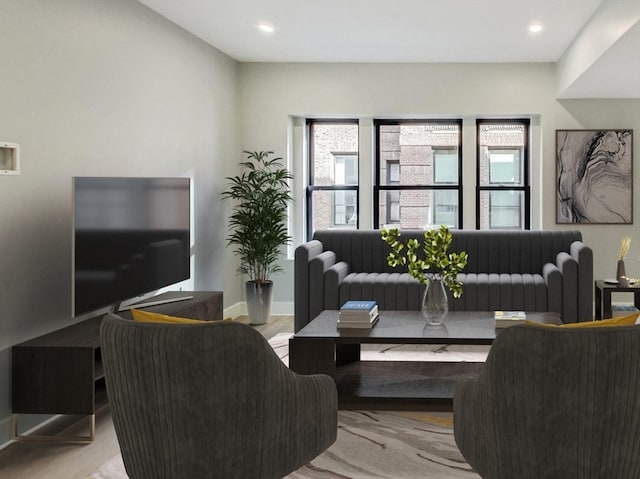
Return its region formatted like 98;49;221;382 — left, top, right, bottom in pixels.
306;119;359;240
374;119;463;229
476;118;531;230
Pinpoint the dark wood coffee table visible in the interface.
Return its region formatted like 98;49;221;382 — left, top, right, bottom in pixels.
289;310;560;409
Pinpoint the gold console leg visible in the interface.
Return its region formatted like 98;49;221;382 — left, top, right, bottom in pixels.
13;414;95;443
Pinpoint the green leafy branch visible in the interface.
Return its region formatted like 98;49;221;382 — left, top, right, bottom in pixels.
381;225;468;298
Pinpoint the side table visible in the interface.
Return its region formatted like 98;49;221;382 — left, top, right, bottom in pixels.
594;280;640;320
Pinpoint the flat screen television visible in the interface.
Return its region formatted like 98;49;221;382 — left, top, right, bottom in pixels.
72;177;191;317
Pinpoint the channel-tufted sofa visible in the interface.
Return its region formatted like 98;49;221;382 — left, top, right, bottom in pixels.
294;229;593;332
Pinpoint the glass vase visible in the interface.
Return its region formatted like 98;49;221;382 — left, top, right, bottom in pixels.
422;275;449;326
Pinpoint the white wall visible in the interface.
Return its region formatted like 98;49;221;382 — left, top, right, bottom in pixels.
238;62;640;308
2;0;640;449
0;0;240;445
557;0;640;98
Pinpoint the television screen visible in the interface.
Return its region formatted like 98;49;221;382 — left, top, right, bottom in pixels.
72;177;191;317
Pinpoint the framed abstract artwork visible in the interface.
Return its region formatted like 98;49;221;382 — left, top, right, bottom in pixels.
556;129;633;224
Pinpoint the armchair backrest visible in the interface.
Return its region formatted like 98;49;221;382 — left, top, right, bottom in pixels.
100;314;337;479
454;324;640;478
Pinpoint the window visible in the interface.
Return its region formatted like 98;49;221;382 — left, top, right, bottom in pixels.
476;120;530;230
375;120;462;229
489;149;521;184
433;148;459;226
386;161;400;224
333;154;358;226
307;120;359;238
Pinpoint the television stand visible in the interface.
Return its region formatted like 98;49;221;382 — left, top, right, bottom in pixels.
12;291;223;443
118;294;195;312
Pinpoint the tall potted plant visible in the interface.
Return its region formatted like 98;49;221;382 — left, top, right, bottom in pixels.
221;150;293;324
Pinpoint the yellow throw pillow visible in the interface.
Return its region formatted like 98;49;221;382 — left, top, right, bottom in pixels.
131;308;204;324
526;313;639;329
561;313;639;328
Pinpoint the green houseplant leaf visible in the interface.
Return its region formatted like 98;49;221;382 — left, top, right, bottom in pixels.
381;225;468;298
221;151;293;283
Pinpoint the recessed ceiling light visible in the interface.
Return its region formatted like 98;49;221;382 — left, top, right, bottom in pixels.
529;23;543;33
258;23;274;34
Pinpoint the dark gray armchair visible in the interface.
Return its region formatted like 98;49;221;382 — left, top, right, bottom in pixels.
100;314;338;479
454;323;640;478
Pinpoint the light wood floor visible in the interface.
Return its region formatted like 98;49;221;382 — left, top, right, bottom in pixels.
0;315;293;479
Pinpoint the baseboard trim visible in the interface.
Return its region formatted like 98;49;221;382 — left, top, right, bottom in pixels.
223;302;244;319
224;301;294;319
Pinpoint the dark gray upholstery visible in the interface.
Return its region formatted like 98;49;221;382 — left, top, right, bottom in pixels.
294;229;592;331
100;314;338;479
454;323;640;478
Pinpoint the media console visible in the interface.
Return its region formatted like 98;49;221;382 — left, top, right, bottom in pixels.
12;291;222;443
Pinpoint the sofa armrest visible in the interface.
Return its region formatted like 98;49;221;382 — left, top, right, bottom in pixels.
324;261;350;310
542;262;562;317
571;241;594;322
308;251;337;325
295;240;324;332
556;252;578;323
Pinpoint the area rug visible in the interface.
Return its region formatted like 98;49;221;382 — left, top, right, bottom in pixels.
88;411;479;479
89;334;484;479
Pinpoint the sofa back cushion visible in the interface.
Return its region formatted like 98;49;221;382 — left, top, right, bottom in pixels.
452;230;581;274
313;229;582;274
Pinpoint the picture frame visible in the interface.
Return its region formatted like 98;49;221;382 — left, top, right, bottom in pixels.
556;129;633;224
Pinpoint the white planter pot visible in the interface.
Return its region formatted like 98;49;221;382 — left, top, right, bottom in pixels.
246;280;274;325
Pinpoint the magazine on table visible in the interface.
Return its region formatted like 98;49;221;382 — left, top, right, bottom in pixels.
494;310;527;328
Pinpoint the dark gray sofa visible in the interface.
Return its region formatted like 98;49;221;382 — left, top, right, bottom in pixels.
294;229;593;331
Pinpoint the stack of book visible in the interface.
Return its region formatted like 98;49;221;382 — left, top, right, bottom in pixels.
494;310;527;329
337;300;379;329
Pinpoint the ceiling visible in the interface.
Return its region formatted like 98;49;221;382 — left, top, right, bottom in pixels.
137;0;640;98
